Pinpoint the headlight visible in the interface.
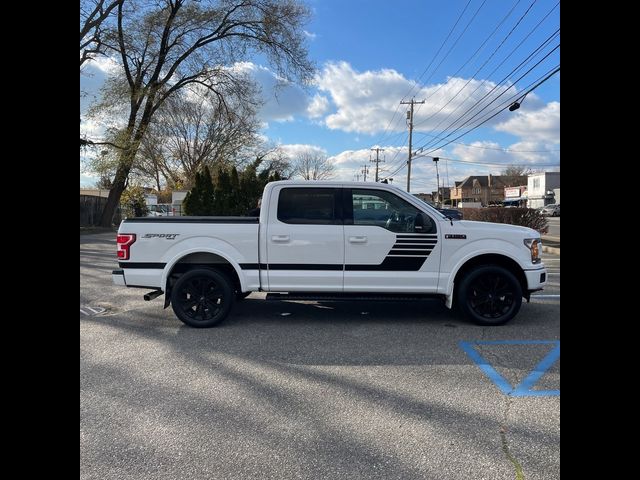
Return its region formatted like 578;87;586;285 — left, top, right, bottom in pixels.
524;238;542;264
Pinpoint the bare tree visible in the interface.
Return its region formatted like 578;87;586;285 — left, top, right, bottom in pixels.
93;0;314;227
292;150;335;180
139;87;262;187
502;165;531;177
80;0;123;69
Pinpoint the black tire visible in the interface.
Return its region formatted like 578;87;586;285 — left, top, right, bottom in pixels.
170;268;234;328
457;265;522;326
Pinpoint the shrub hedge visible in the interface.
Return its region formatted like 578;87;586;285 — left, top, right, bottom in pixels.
459;208;548;234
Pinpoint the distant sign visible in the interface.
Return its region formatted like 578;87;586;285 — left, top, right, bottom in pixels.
505;187;521;198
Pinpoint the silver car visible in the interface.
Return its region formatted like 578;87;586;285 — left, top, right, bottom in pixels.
540;204;560;216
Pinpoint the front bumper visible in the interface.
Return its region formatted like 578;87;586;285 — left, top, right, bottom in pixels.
524;267;547;291
112;269;126;286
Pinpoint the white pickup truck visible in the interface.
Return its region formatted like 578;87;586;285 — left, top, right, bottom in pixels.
113;181;546;327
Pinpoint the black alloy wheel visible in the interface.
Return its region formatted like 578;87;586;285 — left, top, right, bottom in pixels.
170;269;234;327
458;265;522;326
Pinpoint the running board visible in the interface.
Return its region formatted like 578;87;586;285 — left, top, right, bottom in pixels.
265;292;444;302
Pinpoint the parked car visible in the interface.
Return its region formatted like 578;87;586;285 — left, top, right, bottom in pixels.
147;204;173;217
540;204;560;217
420;200;463;220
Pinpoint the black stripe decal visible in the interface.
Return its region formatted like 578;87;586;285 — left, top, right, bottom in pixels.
119;262;166;269
346;256;428;271
388;250;432;256
239;263;260;270
395;239;437;244
397;234;438;238
267;264;343;271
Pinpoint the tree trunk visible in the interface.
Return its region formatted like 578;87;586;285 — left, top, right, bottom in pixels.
99;151;134;227
98;96;155;227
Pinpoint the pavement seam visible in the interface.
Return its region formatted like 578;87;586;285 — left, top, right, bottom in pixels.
500;397;525;480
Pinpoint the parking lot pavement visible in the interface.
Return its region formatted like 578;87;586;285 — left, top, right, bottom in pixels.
81;233;559;480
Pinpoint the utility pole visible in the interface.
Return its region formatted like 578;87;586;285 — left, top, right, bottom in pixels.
433;156;440;206
401;98;425;192
370;148;385;182
361;164;369;182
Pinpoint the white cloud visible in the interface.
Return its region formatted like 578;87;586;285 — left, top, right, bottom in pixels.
307;93;330;118
314;62;518;135
495;101;560;143
277;143;327;159
303;30;317;40
233;62;309;122
89;56;120;74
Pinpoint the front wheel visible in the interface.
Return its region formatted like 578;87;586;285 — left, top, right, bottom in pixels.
171;269;234;328
457;265;522;326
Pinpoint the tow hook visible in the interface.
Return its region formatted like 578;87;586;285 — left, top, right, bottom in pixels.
144;290;164;301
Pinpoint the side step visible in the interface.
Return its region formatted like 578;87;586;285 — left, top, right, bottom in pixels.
265;292;443;302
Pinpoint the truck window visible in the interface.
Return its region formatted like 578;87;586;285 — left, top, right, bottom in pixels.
350;189;435;233
277;188;341;225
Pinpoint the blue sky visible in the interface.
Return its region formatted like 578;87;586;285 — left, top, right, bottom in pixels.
80;0;560;193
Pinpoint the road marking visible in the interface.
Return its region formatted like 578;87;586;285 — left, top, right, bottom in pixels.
530;294;560;298
459;340;560;397
80;306;106;316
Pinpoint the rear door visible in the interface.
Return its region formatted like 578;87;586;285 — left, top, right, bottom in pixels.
265;186;344;291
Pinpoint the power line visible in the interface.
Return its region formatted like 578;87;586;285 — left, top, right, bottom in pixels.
413;0;542;127
416;65;560;156
365;0;474;149
415;42;560;155
412;133;560;153
413;0;524;119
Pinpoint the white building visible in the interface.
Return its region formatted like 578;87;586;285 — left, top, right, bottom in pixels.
527;172;560;209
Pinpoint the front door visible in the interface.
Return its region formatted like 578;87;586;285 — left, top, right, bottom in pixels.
343;188;441;292
265;186;344;291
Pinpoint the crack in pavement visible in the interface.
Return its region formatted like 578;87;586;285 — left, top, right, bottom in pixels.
500;397;525;480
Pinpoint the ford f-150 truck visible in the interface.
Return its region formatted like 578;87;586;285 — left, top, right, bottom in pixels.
112;181;546;327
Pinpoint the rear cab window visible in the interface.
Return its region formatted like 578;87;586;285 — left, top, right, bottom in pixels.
277;188;342;224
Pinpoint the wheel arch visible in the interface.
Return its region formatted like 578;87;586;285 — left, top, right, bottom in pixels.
161;250;243;308
451;253;527;299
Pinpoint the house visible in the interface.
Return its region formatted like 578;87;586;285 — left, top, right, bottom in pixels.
449;175;527;207
527;172;560;209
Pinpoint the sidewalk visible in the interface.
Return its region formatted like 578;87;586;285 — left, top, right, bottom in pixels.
542;235;560;255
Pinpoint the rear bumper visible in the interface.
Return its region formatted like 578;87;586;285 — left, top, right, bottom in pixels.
112;269;126;286
524;267;547;291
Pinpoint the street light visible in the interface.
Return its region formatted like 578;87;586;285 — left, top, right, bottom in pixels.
433;157;440;206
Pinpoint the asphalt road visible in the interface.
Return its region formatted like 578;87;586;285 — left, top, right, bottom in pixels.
81;232;559;480
546;217;560;239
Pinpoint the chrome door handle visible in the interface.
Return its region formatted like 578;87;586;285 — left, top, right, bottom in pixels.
271;235;290;242
348;236;367;244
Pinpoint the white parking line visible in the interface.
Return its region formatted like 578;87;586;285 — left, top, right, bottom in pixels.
531;294;560;299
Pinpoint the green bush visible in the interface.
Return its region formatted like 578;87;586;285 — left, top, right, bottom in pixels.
460;208;548;234
183;166;216;215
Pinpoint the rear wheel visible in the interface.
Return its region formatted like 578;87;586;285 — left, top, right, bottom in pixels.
457;265;522;326
171;269;234;327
